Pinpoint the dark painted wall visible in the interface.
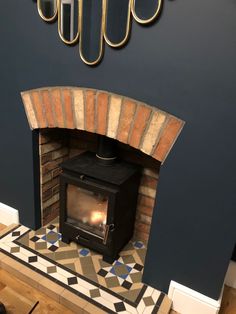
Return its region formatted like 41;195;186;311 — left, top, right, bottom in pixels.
0;0;235;300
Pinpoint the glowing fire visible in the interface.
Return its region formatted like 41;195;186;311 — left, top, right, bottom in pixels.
90;210;106;225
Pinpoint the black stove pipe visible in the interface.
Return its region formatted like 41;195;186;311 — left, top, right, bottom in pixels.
96;135;117;165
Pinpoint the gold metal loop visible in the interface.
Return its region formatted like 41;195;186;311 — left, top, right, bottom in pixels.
36;0;164;65
79;0;106;66
57;0;79;45
37;0;58;22
131;0;162;25
104;0;132;48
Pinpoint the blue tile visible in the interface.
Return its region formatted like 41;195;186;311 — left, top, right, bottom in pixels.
133;241;144;249
79;248;90;256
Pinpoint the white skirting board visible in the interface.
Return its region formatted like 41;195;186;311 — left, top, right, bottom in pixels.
225;261;236;289
168;280;222;314
0;202;19;225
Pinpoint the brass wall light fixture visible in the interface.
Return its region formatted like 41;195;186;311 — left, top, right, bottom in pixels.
36;0;163;65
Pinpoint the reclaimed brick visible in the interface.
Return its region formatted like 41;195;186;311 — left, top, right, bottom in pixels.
62;89;74;129
135;221;150;235
31;91;47;128
52;147;69;160
139;186;157;199
138;195;155;208
134;231;149;242
42;204;59;226
137;205;154;217
140;175;158;190
39;133;51;145
42;188;52;202
42;193;59;209
107;95;122;139
41;152;53;165
41;90;55;127
73;89;85;130
42;159;63;176
40;172;52;185
117;99;136;143
143;167;159;179
141;111;167;155
128;104;151;149
51;89;65;128
42;177;59;193
52;167;62;178
40;142;62;155
153;117;184;163
21;93;38;129
85;90;95;132
96;92;109;135
138;213;152;225
52;184;60;195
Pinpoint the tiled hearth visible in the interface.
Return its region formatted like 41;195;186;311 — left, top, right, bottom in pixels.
0;221;172;313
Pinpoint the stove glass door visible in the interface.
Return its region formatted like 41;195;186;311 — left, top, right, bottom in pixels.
66;184;108;238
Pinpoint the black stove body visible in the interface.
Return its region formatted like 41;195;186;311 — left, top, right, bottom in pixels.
59;148;141;263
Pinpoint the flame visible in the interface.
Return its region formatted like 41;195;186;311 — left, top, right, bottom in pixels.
90;211;106;225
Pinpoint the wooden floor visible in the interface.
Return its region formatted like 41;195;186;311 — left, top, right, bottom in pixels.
0;268;74;313
0;223;236;314
0;223;74;313
219;285;236;314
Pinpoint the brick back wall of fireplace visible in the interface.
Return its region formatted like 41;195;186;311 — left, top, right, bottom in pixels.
39;129;160;242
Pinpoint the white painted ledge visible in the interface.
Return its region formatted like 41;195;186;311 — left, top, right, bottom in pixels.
168;280;222;314
225;261;236;289
0;202;19;225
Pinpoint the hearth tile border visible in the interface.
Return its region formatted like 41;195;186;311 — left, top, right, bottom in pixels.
0;225;172;314
14;235;144;307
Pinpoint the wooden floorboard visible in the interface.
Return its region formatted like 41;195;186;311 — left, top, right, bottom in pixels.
0;268;74;313
219;285;236;314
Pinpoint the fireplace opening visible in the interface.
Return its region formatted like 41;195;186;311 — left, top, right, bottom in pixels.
21;87;184;253
59;135;142;263
38;128;161;248
20;87;185;314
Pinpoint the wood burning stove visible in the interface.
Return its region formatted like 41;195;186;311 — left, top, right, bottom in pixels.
59;136;141;263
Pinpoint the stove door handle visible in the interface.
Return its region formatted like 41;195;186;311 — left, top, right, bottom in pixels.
103;224;115;245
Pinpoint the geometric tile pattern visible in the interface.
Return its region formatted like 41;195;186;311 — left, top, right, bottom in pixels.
30;224;62;252
0;222;172;314
18;218;147;303
98;258;144;290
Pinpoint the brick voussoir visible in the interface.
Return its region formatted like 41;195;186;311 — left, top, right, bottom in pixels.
117;98;137;143
31;90;48;128
153;117;185;163
62;88;75;129
21;87;185;164
85;89;96;133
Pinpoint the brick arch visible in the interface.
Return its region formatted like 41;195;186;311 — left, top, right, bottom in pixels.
21;87;184;163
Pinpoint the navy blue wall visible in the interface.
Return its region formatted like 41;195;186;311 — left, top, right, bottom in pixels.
0;0;235;300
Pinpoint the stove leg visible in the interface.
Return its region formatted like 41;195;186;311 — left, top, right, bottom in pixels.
103;254;119;264
62;235;70;244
